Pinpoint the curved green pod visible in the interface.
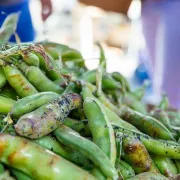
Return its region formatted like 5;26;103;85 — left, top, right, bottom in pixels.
0;134;95;180
0;96;15;114
11;92;59;117
151;155;178;177
120;106;174;140
54;126;119;180
15;93;81;139
3;65;38;98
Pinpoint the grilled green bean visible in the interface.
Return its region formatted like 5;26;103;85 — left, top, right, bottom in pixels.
15;93;81;139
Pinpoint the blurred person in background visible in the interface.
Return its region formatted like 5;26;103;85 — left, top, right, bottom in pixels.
0;0;52;42
141;0;180;108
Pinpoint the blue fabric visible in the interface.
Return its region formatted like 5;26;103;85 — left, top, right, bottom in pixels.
0;0;35;42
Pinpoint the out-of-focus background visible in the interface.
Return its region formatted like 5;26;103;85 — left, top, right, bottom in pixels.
30;0;149;98
3;0;179;108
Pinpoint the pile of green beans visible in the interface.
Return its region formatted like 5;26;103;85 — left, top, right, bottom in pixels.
1;14;180;179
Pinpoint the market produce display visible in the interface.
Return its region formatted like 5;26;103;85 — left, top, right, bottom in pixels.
0;13;180;180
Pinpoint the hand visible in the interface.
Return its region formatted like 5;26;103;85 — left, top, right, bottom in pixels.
40;0;52;21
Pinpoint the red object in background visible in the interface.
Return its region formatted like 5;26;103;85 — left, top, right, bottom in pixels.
79;0;132;15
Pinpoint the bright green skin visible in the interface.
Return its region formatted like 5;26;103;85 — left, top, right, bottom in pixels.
0;96;15;114
11;92;59;117
102;74;121;90
116;160;135;179
151;155;178;177
11;169;33;180
113;125;180;159
0;85;18;100
3;65;38;97
122;135;158;174
83;97;116;165
62;49;85;67
122;93;147;114
41;41;84;66
34;135;92;169
120;106;174;140
152;109;172;131
127;172;167;180
112;72;131;92
0;67;6;88
22;52;39;67
31;53;61;81
15;93;81;139
81;83;121;116
81;70;96;84
18;62;64;94
0;134;95;180
81;84;139;132
64;118;91;137
0;163;4;174
46;59;62;81
54;126;119;180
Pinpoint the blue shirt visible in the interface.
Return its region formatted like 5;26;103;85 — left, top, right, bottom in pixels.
0;0;35;42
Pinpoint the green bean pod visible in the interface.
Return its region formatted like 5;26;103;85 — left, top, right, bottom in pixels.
102;74;121;90
113;124;180;159
127;172;167;180
11;169;33;180
120;106;174;140
131;80;150;101
11;92;59;117
3;65;38;97
34;135;92;169
122;135;159;174
112;72;131;92
54;126;119;180
0;134;95;180
84;97;116;165
151;155;178;177
81;83;139;132
15;93;81;139
152;108;172;131
80;70;96;84
17;62;64;94
22;52;39;67
122;93;147;114
64;118;91;137
0;67;6;88
0;96;15;114
0;85;18;100
116;160;135;179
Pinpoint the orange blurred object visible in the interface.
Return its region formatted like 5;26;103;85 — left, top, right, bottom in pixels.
79;0;132;15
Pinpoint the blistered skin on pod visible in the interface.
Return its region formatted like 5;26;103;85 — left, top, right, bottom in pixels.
15;93;81;139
